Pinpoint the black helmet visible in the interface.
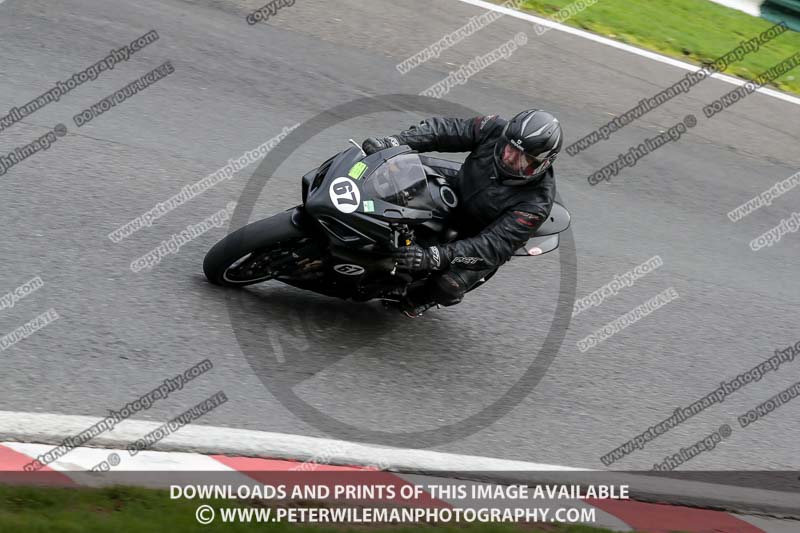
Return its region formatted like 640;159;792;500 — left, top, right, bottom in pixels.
493;109;562;185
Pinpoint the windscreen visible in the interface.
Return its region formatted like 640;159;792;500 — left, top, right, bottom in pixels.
360;153;432;209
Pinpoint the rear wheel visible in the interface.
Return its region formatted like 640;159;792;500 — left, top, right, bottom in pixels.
203;209;318;287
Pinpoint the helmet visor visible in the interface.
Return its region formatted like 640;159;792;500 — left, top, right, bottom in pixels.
494;140;555;181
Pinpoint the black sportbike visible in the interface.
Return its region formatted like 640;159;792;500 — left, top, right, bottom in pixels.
203;142;570;307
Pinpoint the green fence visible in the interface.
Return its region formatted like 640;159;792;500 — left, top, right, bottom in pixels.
761;0;800;31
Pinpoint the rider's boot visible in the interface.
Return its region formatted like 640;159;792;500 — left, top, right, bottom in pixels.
381;285;437;318
400;299;437;318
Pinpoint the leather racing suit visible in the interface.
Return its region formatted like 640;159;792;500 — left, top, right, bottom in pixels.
390;115;557;307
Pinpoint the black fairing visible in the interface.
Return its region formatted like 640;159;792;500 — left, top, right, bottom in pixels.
304;146;454;249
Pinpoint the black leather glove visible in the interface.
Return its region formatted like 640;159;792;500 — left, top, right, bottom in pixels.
362;136;400;155
393;245;449;272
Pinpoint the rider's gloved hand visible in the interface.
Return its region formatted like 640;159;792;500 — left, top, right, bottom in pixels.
393;245;449;272
362;136;400;155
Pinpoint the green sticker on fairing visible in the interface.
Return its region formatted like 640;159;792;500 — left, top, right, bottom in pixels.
348;162;367;179
362;200;374;212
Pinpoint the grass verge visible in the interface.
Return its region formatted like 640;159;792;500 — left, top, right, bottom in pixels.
509;0;800;95
0;484;632;533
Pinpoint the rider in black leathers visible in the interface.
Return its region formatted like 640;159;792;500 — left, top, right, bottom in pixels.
362;109;563;317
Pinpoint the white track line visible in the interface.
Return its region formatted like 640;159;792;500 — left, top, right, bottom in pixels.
3;442;234;471
710;1;762;17
0;410;585;472
2;410;800;515
453;0;800;106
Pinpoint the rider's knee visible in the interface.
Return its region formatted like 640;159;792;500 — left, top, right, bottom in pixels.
429;271;468;306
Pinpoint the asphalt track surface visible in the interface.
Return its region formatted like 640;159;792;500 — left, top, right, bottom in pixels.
0;0;799;470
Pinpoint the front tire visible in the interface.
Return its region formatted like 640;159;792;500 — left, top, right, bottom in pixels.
203;208;312;287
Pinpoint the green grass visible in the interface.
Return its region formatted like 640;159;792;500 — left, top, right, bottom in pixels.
0;484;629;533
510;0;800;95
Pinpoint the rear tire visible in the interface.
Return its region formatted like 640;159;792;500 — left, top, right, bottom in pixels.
203;208;311;287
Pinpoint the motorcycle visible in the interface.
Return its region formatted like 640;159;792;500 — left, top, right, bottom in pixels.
203;142;571;308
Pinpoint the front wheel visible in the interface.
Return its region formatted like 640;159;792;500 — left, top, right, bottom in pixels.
203;208;316;287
